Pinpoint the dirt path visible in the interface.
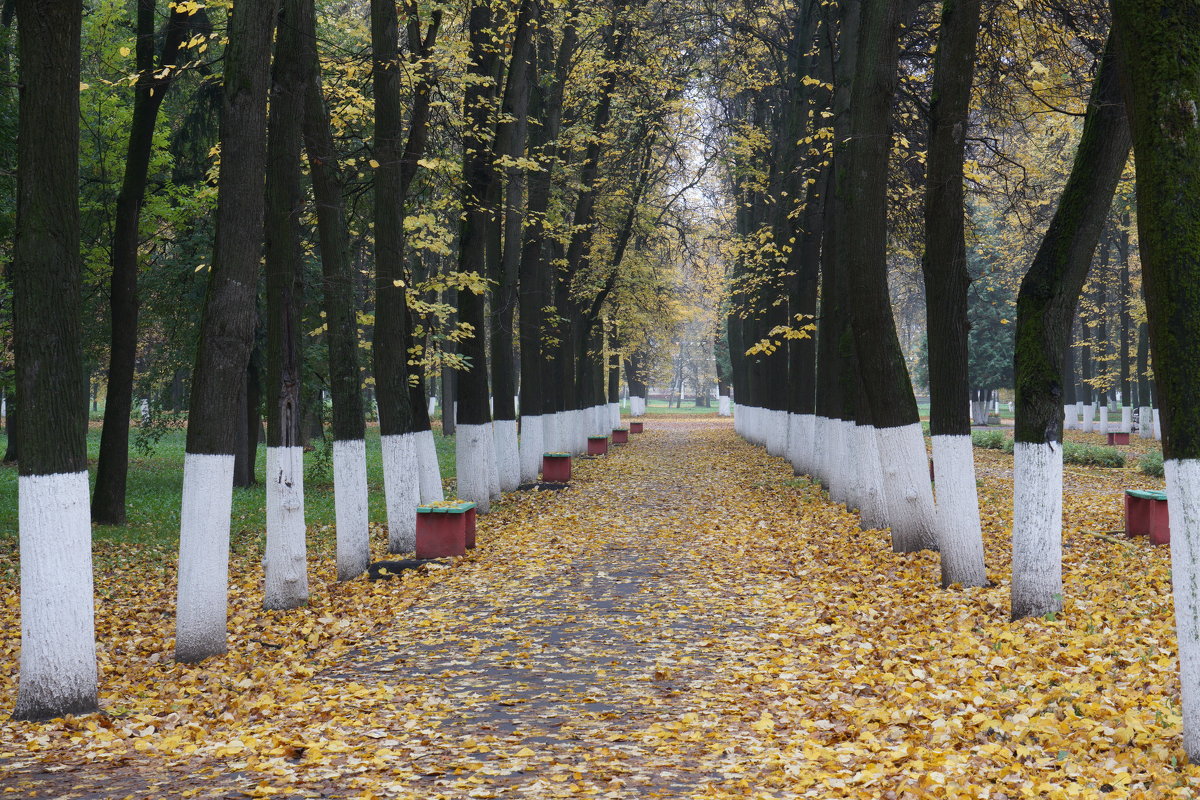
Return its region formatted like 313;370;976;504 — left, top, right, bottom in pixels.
2;418;1187;798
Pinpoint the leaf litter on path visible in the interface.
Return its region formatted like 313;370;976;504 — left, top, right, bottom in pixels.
0;418;1194;798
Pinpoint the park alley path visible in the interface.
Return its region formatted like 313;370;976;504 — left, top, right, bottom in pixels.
3;418;1193;798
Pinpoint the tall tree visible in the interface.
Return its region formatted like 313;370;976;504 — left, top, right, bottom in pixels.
174;0;278;663
920;0;987;587
12;0;97;720
262;0;309;609
298;0;369;579
1010;32;1128;620
92;0;192;524
1111;0;1200;759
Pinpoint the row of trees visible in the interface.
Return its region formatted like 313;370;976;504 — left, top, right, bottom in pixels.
719;0;1200;760
10;0;723;720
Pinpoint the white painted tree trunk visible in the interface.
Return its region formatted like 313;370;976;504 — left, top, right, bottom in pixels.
416;429;444;503
494;418;521;492
518;414;543;484
1140;406;1154;438
14;471;97;719
1165;460;1200;758
874;424;939;552
1155;408;1163;440
786;413;803;475
931;435;987;587
1099;406;1110;435
544;412;560;454
1011;441;1064;619
427;396;437;418
799;414;816;478
1082;403;1095;433
332;438;370;581
811;416;830;486
264;446;308;609
381;433;421;552
1121;405;1132;434
1074;401;1084;431
175;453;235;662
486;422;502;499
456;423;492;513
766;409;788;457
842;422;863;512
718;396;731;416
827;420;849;505
1062;404;1075;431
856;424;887;530
609;402;621;429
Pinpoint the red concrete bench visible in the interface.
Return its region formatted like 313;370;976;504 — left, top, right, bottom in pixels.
415;501;476;558
587;435;609;455
1107;432;1130;445
542;452;571;482
1125;489;1169;545
612;428;629;444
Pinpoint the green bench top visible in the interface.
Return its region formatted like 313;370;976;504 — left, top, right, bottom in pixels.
416;501;476;514
543;452;571;458
1126;489;1167;501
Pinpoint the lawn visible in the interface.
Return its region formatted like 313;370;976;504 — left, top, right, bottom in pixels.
0;424;457;559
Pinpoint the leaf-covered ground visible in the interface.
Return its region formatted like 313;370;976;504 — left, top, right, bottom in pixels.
0;418;1194;798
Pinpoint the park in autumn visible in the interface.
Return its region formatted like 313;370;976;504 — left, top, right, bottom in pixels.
3;0;1200;796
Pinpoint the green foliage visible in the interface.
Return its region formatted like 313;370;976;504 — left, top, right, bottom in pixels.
971;429;1013;452
1140;449;1165;478
1062;442;1126;468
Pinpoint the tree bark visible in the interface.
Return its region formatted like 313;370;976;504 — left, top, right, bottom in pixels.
920;0;987;587
1010;32;1129;620
92;2;192;524
176;0;278;664
12;0;97;721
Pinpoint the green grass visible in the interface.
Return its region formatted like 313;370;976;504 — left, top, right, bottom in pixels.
1140;450;1165;478
0;426;457;552
642;399;719;414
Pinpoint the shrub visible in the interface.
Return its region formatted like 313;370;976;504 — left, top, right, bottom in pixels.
971;430;1012;453
1062;441;1125;468
1140;450;1165;478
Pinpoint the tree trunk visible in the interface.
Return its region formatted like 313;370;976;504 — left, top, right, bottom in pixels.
4;396;16;463
921;0;986;587
455;0;500;510
11;0;96;721
92;1;191;525
1113;0;1200;759
298;0;368;579
1010;32;1128;621
263;0;308;609
175;0;277;664
842;0;937;552
371;0;437;546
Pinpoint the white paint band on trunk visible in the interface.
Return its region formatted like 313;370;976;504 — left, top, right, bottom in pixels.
332;438;370;581
874;423;939;552
718;396;731;417
827;420;849;505
264;446;308;610
856;423;886;530
14;470;97;719
811;416;829;486
931;434;987;587
494;418;521;492
381;432;420;553
1099;406;1110;435
766;409;788;457
1140;406;1154;438
1062;404;1074;431
1011;440;1064;619
175;453;235;663
1121;405;1132;434
1165;459;1200;759
519;414;544;484
487;422;502;498
416;429;444;504
609;402;621;430
786;413;802;475
456;423;492;513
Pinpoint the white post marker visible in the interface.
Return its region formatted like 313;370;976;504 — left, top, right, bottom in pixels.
15;470;97;718
264;445;308;609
